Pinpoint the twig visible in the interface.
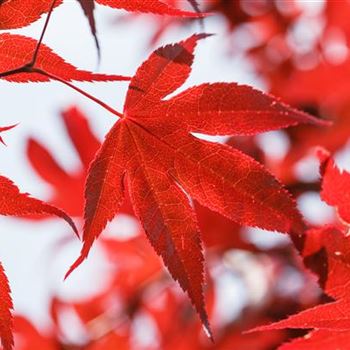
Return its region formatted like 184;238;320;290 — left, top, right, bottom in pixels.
34;68;124;118
29;0;57;66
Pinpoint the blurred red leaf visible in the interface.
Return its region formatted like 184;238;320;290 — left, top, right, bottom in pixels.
27;107;100;217
12;317;57;350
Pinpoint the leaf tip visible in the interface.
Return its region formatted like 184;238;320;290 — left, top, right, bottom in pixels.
64;255;84;281
202;319;214;342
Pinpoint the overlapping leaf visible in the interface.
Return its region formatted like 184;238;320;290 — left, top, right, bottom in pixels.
62;34;325;333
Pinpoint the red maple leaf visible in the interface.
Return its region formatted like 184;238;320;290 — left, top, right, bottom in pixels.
61;33;325;334
0;33;129;83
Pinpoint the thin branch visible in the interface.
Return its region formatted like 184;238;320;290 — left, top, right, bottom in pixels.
33;68;124;118
29;0;57;66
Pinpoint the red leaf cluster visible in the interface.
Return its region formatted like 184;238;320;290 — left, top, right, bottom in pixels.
1;1;350;349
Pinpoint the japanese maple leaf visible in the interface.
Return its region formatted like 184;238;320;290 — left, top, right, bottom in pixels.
0;0;62;30
27;107;250;251
0;262;13;350
0;33;129;83
0;124;16;145
65;33;325;333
